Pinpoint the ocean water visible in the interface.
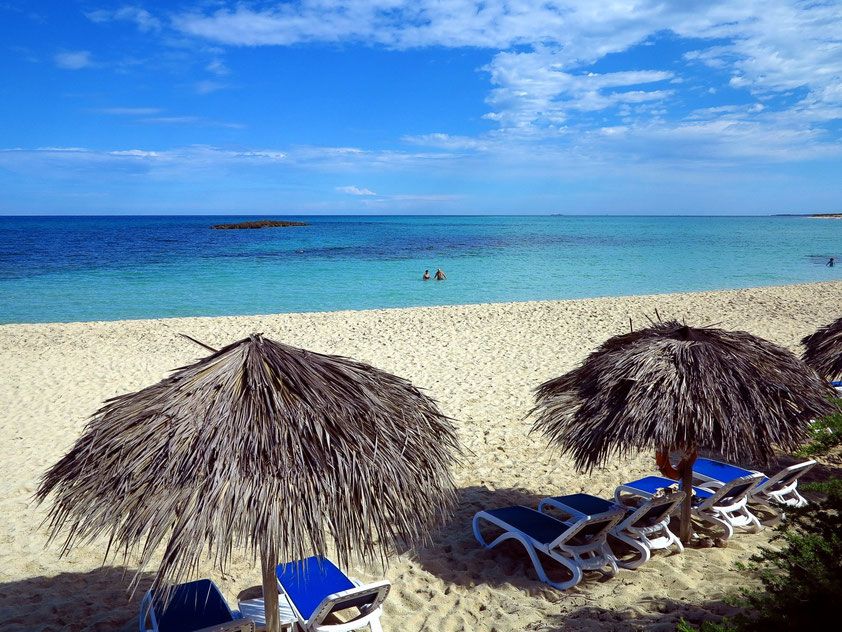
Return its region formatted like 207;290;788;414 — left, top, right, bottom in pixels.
0;215;838;324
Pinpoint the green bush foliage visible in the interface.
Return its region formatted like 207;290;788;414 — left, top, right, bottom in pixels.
677;617;737;632
796;398;842;457
677;479;842;632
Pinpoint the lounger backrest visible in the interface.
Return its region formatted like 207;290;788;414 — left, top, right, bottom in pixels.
145;579;235;632
758;460;816;492
622;491;685;529
698;473;762;509
554;509;625;548
278;556;391;628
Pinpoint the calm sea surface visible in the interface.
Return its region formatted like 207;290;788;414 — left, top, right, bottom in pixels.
0;215;838;324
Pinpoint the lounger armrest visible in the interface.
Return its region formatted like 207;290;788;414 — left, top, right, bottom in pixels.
305;580;391;631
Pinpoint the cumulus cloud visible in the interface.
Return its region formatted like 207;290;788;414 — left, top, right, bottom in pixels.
336;185;376;195
54;50;92;69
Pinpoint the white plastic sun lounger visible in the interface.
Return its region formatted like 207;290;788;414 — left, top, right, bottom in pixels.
615;473;762;540
692;457;816;509
276;556;390;632
539;490;685;569
472;503;625;589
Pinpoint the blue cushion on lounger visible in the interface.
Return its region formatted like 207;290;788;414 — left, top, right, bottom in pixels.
549;493;616;516
277;556;357;622
484;505;571;544
694;459;752;483
152;579;234;632
623;476;711;507
626;476;674;496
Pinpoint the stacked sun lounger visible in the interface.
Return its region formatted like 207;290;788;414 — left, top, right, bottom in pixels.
472;458;816;590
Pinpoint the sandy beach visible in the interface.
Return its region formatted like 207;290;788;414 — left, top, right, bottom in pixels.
2;280;841;632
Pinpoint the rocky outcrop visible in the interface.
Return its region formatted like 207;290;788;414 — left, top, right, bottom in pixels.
211;220;309;229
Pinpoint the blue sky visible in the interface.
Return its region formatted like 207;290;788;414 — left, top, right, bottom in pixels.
1;1;841;215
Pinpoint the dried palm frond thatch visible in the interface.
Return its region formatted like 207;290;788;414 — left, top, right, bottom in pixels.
801;316;842;381
37;334;460;632
531;320;834;541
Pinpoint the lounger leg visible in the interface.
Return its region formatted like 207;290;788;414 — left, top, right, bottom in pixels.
473;515;583;590
610;532;651;570
693;510;733;540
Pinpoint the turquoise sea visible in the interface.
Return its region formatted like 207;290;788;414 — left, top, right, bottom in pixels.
0;215;838;324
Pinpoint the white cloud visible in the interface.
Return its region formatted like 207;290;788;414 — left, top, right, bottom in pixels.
87;7;161;32
336;185;376;195
483;48;674;129
162;1;842;160
109;149;159;157
54;50;92;69
206;59;230;75
402;133;491;151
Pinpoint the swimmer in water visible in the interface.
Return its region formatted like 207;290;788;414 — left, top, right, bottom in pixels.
423;269;431;280
827;257;835;267
434;268;447;280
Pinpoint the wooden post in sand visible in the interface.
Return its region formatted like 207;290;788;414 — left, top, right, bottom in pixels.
679;464;694;543
261;548;280;632
679;448;698;544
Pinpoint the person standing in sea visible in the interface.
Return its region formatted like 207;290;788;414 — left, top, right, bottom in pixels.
435;268;447;280
423;270;431;280
827;257;835;267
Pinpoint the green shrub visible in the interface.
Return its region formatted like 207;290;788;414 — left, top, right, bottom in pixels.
677;479;842;632
677;617;737;632
796;398;842;457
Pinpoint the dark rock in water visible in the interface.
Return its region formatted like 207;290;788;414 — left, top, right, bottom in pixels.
211;220;309;229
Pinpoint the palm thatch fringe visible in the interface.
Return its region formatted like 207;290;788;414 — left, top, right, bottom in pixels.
531;321;835;472
801;316;842;381
37;334;461;598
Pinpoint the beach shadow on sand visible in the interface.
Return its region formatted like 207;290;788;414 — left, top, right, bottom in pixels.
0;566;153;632
400;484;630;592
539;597;741;631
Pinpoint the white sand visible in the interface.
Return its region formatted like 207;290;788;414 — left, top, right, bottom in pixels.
2;281;841;631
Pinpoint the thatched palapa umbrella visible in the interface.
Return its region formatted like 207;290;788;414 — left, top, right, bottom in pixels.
531;320;834;543
802;316;842;382
37;334;460;632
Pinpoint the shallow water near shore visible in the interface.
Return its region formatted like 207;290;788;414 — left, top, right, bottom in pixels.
0;214;839;323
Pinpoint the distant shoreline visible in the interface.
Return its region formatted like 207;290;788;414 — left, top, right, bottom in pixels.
810;213;842;219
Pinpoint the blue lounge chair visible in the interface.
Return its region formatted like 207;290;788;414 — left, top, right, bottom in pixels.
472;504;625;589
692;457;816;511
615;473;762;540
539;490;685;569
276;556;390;632
140;579;254;632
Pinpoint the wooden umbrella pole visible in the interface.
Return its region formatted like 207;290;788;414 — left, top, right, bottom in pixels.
261;548;280;632
678;448;698;544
